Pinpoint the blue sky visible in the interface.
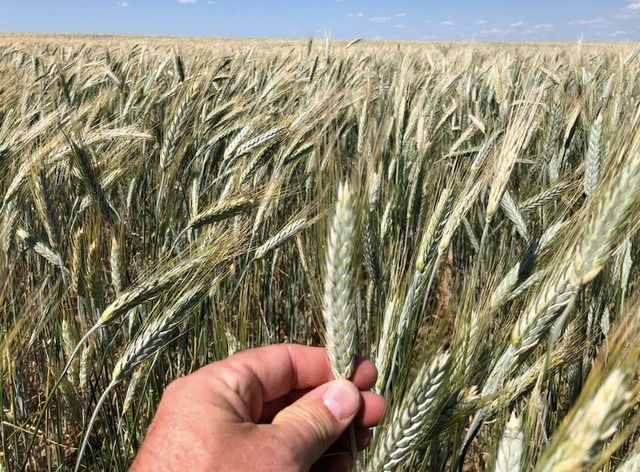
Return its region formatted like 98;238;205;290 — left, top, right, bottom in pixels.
0;1;639;41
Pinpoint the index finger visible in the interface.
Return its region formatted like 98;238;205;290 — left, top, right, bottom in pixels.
197;343;377;404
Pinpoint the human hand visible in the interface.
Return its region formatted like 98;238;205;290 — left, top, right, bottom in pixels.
129;344;386;472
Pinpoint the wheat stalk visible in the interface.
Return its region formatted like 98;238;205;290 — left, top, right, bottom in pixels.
520;180;572;214
367;352;450;472
618;451;640;472
499;189;529;241
456;109;640;470
254;216;308;260
322;181;357;380
75;286;204;472
189;194;254;229
494;411;523;472
534;370;632;472
584;113;603;198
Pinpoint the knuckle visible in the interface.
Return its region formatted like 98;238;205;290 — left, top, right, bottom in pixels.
162;376;188;403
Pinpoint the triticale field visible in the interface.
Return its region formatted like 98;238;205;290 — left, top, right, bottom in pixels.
2;32;640;471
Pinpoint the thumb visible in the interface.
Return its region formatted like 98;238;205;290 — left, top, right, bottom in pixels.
271;379;361;467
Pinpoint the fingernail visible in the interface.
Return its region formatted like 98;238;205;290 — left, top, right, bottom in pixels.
323;380;360;421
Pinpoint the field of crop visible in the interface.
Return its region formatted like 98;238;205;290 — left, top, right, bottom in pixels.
2;32;640;471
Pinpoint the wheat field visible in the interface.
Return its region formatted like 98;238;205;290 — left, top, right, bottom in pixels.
2;32;640;471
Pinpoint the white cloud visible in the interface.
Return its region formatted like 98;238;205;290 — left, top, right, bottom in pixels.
611;30;627;36
372;35;383;40
395;13;407;17
178;0;196;3
568;18;608;26
116;1;128;6
475;20;488;25
348;12;363;17
336;0;343;2
510;22;524;27
478;28;502;35
534;23;553;29
369;17;392;23
207;1;214;3
394;24;406;28
627;2;640;9
424;20;431;24
420;34;438;40
441;20;455;26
